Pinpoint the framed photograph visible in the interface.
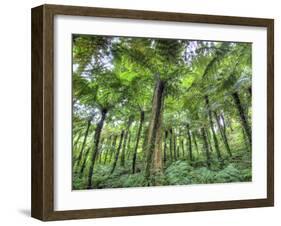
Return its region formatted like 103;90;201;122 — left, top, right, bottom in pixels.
31;4;274;221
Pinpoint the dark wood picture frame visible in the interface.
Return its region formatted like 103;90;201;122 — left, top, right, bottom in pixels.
31;4;274;221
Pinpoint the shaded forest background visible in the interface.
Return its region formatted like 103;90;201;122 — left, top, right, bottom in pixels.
72;35;252;189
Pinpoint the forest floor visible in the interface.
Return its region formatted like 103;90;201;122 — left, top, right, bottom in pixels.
73;148;252;190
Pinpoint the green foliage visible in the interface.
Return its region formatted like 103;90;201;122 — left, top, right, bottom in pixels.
240;168;252;181
72;35;252;190
190;167;216;183
214;164;242;182
73;156;251;189
165;160;250;185
165;161;193;185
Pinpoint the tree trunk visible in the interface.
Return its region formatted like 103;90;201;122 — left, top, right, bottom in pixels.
163;130;168;165
206;129;213;153
98;137;104;164
79;147;91;176
141;125;149;158
214;111;232;157
73;131;83;150
181;139;185;158
126;132;132;160
169;128;173;161
87;109;107;188
111;131;124;174
104;135;112;164
108;135;118;163
76;119;91;167
145;80;165;184
173;129;177;160
192;131;199;155
242;128;250;151
120;117;133;167
205;95;223;163
187;124;193;161
120;133;128;167
232;92;252;146
200;127;211;168
132;111;144;174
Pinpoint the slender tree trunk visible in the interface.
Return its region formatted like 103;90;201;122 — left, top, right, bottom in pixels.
173;129;177;160
127;133;132;156
192;131;199;155
79;147;91;176
214;111;232;157
169;128;173;161
187;124;193;161
205;95;223;163
242;128;250;151
87;108;107;188
126;132;132;160
73;131;83;150
206;129;213;153
111;131;124;174
104;135;112;164
232;92;252;146
145;80;165;184
201;127;211;168
132;111;144;174
181;139;185;158
120;117;133;167
76;119;91;167
108;135;118;163
120;134;128;167
98;137;104;164
163;130;168;165
141;125;149;158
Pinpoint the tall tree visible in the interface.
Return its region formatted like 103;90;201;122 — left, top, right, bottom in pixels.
132;111;145;173
186;124;193;161
87;108;107;188
120;116;133;167
145;79;165;184
75;118;92;168
201;127;211;168
205;95;223;164
111;131;125;174
108;135;118;163
214;111;232;156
